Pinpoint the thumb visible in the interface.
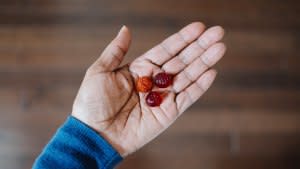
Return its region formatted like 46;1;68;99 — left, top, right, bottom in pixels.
89;25;131;74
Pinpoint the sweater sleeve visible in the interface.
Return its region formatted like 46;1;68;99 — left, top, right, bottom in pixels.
32;116;123;169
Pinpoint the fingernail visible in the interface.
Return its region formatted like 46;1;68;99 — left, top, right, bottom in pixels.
118;25;127;36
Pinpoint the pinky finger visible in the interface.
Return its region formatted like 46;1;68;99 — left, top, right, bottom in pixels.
176;69;217;114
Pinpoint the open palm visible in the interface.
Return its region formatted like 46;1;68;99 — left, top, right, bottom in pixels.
72;22;226;157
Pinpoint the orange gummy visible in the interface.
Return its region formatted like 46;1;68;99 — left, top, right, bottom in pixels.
136;76;153;92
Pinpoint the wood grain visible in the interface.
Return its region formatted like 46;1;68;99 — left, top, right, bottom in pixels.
0;0;299;30
0;0;299;168
0;26;298;74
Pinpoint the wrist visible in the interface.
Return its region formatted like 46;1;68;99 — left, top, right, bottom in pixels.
71;112;129;157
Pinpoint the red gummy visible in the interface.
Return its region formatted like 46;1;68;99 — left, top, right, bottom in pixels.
153;72;173;88
146;91;162;107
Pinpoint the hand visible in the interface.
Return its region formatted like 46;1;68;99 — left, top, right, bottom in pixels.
72;22;226;157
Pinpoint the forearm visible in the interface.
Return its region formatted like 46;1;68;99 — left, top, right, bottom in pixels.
33;116;122;169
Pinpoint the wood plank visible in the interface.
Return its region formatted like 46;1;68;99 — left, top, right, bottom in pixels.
287;38;300;74
147;132;295;156
222;29;298;73
0;128;53;169
239;134;300;156
120;155;298;169
0;49;18;71
217;72;300;88
119;133;300;169
0;88;21;128
0;0;299;30
0;26;298;73
169;111;300;134
197;85;300;111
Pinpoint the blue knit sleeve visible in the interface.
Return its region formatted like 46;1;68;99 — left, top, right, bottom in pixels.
33;116;123;169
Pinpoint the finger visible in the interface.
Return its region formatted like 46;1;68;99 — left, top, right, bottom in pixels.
176;69;217;114
173;43;226;93
142;22;205;65
162;26;225;74
88;26;131;74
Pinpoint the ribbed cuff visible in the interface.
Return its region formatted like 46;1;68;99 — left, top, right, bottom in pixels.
33;116;122;169
64;116;123;168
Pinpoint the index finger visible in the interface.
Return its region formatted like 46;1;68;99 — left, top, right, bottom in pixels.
142;22;206;66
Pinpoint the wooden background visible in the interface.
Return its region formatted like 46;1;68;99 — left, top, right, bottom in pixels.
0;0;300;168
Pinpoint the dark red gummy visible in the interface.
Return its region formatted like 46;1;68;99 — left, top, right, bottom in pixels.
153;72;173;88
146;91;163;107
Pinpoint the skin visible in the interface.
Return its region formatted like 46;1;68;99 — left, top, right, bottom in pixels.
72;22;226;157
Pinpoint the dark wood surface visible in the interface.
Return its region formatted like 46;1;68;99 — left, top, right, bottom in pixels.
0;0;300;169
